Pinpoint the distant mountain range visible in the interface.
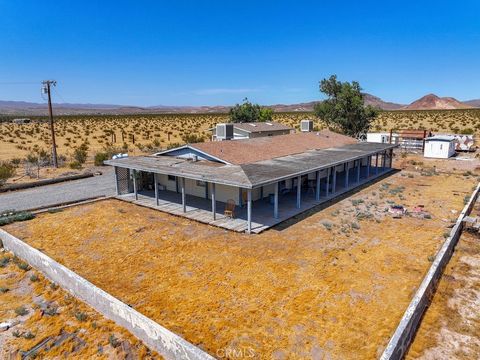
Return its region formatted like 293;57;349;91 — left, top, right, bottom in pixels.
0;93;478;115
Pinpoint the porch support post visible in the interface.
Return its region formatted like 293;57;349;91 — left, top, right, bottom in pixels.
132;170;138;200
114;167;120;195
154;173;159;206
247;189;252;233
296;175;301;208
326;168;330;197
181;177;186;212
356;159;361;183
366;156;370;178
332;166;337;193
274;182;279;219
211;183;216;220
389;149;393;168
315;170;320;201
382;151;386;170
345;163;349;188
375;153;379;175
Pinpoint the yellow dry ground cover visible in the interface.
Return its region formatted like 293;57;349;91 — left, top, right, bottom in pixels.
3;168;479;359
0;251;161;359
407;210;480;358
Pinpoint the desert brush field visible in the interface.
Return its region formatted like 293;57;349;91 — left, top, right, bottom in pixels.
0;109;479;165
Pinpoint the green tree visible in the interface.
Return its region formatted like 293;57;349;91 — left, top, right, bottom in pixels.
229;98;273;123
314;75;378;138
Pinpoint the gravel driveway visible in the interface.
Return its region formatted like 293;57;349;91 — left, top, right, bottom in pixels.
0;168;116;212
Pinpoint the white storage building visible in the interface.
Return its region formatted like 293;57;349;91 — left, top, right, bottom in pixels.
423;135;456;159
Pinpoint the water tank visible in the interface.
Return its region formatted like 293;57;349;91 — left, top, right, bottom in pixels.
300;119;314;132
216;123;234;140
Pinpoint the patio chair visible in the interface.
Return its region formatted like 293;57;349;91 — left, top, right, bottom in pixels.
224;199;236;218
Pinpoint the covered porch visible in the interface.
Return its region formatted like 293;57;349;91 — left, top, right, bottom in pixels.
114;150;394;233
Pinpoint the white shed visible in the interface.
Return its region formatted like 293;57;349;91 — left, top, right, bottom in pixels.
423;135;456;159
366;132;399;144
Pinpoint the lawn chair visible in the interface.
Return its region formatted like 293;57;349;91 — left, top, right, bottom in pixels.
224;199;236;218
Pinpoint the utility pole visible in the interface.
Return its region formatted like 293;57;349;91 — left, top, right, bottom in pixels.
42;80;58;168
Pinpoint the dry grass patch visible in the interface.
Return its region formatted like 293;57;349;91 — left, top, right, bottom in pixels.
3;167;477;359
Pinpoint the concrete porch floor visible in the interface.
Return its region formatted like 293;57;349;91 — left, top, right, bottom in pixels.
116;166;392;234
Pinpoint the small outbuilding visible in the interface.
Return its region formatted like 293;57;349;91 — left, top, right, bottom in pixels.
423;135;456;159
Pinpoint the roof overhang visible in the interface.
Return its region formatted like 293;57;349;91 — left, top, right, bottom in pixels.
106;142;398;189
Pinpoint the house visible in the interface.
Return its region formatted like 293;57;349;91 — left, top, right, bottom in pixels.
105;130;397;233
12;118;31;124
210;122;292;140
423;135;456;159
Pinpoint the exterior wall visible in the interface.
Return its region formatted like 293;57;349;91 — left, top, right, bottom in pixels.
156;174;177;192
185;178;208;198
367;132;400;144
424;140;455;158
367;133;390;143
213;184;240;204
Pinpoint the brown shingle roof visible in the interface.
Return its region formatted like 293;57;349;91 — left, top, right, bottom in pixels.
191;130;358;165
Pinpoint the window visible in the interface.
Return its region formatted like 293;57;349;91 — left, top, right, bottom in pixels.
196;180;206;187
168;175;176;182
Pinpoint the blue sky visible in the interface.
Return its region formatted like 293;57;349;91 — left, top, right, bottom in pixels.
0;1;479;106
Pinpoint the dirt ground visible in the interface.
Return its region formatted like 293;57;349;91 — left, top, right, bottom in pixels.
407;202;480;359
3;157;479;359
0;250;160;359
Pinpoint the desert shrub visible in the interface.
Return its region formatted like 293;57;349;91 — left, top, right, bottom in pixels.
181;133;205;144
109;334;120;348
94;152;109;166
0;256;10;268
15;306;28;316
69;161;82;169
73;144;88;164
0;286;9;293
29;274;39;282
322;220;333;230
0;161;15;186
0;210;35;226
75;311;87;321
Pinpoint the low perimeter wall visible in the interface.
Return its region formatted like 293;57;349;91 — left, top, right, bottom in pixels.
380;181;480;360
0;229;214;360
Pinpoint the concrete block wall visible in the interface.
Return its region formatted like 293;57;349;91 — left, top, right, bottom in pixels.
380;181;480;360
0;229;214;360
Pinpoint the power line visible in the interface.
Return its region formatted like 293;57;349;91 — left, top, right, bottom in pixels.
0;81;39;85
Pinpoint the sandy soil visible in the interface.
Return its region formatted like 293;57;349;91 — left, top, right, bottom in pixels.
407;202;480;359
3;159;478;359
0;250;160;359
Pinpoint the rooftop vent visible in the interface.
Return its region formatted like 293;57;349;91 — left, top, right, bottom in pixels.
300;119;314;132
216;123;234;141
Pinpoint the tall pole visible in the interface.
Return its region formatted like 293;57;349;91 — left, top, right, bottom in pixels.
42;80;58;168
